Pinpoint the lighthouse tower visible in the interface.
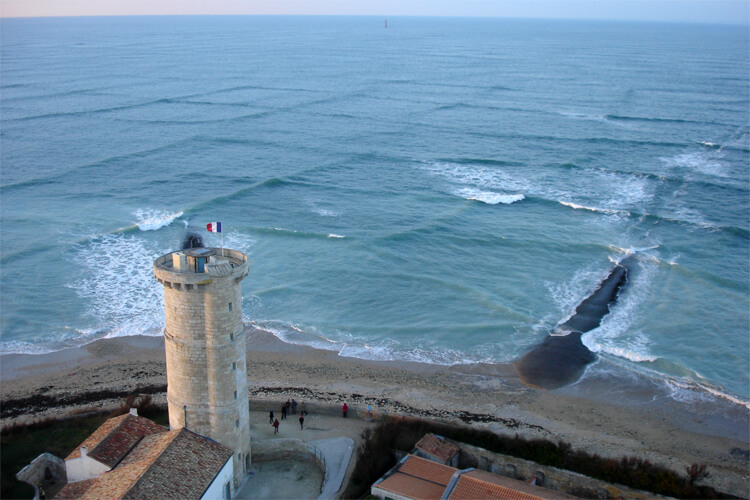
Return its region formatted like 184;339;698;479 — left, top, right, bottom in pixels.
153;247;250;486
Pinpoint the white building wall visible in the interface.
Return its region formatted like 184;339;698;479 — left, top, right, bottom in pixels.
201;458;234;500
65;455;110;483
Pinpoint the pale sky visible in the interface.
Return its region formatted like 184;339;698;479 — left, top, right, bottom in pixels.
1;0;748;25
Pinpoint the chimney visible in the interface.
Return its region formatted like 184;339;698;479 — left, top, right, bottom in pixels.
81;446;88;458
129;408;138;416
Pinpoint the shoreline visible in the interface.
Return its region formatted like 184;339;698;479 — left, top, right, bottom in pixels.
1;327;748;495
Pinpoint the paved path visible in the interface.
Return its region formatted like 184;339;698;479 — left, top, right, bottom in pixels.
309;437;355;499
241;409;374;499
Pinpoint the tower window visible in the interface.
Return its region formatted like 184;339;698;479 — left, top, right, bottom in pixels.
235;419;239;429
232;362;236;371
234;390;237;400
228;302;232;311
230;332;234;342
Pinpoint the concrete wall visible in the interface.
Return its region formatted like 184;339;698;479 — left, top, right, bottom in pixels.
16;453;67;499
65;452;109;483
154;248;251;486
251;438;319;464
457;442;665;499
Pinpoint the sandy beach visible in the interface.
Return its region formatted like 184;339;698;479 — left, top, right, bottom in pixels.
1;326;748;496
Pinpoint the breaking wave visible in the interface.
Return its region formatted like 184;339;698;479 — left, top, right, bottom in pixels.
456;187;525;205
133;208;184;231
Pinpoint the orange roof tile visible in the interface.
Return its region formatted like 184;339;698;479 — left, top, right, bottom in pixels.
415;434;460;463
376;472;447;500
373;455;459;500
399;455;458;485
448;475;543;500
449;470;578;500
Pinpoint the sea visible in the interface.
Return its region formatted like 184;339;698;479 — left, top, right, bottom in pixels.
1;16;748;411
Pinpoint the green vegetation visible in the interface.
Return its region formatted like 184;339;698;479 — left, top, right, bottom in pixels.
345;416;734;499
1;395;167;499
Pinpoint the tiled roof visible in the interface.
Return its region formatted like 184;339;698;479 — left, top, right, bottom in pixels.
55;478;97;499
399;454;458;485
448;475;543;500
372;456;579;500
56;428;232;499
376;472;447;500
415;434;459;463
126;428;233;499
374;455;458;500
66;414;167;467
448;469;578;500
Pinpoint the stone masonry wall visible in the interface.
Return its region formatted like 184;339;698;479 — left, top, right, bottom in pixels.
155;249;251;486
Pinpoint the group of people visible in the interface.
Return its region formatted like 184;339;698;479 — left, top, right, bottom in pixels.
269;400;358;435
270;399;307;433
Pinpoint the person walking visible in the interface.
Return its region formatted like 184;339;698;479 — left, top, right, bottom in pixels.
281;403;287;420
269;409;274;425
342;402;348;418
291;399;298;415
273;418;280;434
301;401;307;415
299;414;304;430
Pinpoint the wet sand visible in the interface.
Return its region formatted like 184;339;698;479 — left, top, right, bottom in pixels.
1;326;748;495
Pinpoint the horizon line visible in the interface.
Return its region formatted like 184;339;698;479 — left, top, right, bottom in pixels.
1;13;748;26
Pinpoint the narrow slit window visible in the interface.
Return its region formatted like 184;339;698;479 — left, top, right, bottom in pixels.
232;362;236;371
233;390;237;400
228;302;232;312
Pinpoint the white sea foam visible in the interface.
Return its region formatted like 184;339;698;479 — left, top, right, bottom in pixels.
580;258;661;366
422;160;651;216
558;110;630;128
328;234;345;238
315;208;340;217
456;187;524;205
68;234;167;340
133;208;183;231
254;321;340;352
586;332;658;363
0;340;58;355
661;152;728;178
664;377;750;409
305;199;341;218
545;264;605;326
559;201;628;216
254;320;494;366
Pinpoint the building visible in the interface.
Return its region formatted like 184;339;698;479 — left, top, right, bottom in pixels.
372;454;456;500
414;433;460;467
371;454;577;500
153;246;251;487
63;411;165;483
55;410;234;500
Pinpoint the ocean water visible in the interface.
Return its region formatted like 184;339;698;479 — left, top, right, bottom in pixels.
1;16;748;406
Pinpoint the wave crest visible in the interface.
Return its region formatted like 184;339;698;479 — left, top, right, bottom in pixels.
133;208;183;231
456;187;524;205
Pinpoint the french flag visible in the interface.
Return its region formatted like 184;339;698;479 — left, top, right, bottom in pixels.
206;222;222;233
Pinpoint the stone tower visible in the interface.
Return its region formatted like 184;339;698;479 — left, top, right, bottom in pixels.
153;247;250;486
